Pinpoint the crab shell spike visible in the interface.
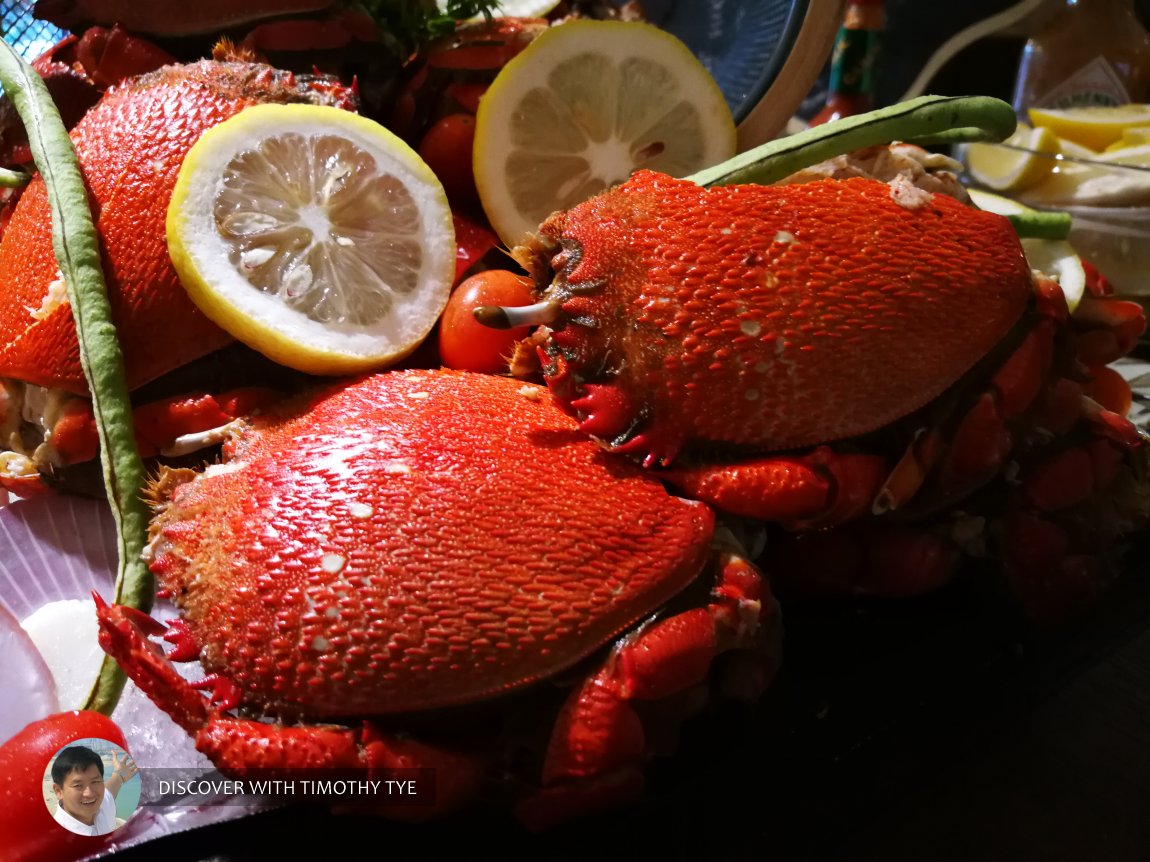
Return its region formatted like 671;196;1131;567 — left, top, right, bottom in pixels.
146;370;715;718
0;60;354;395
516;171;1035;463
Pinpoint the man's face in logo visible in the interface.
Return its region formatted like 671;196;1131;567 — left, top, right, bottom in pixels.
53;764;104;824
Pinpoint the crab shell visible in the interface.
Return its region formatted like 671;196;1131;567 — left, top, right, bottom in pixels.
0;60;354;395
146;369;716;717
516;170;1035;465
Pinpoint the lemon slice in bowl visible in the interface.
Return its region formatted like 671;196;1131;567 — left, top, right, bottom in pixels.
473;19;737;248
167;103;455;375
1028;103;1150;152
966;122;1060;192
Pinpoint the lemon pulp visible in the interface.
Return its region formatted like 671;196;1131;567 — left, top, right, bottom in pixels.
966;123;1060;192
168;104;455;375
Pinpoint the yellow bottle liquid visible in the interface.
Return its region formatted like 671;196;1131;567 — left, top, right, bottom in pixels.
1012;0;1150;112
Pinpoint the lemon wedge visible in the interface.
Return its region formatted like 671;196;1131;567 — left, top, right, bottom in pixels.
1097;142;1150;168
1028;103;1150;152
167;103;455;375
473;19;736;247
966;122;1060;192
1116;127;1150;149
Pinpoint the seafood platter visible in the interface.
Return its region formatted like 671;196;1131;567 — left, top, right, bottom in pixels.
0;0;1147;858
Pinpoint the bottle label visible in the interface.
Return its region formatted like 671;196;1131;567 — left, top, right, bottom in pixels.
1036;56;1132;109
827;28;879;96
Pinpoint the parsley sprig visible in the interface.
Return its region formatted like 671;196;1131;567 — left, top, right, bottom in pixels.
358;0;503;49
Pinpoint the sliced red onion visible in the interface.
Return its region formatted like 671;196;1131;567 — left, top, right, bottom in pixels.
0;601;58;745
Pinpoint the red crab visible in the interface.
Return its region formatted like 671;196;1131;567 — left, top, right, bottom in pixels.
0;59;363;497
95;369;778;830
496;170;1147;602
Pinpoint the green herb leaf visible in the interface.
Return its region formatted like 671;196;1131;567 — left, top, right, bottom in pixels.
357;0;501;48
0;41;152;716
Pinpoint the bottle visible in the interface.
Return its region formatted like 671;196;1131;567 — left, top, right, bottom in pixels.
1012;0;1150;114
810;0;884;126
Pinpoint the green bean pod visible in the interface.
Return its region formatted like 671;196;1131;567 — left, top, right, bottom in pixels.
690;95;1018;188
0;41;151;715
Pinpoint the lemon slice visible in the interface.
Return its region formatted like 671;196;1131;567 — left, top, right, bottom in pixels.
437;0;560;18
167;103;455;375
966;122;1060;192
1029;103;1150;152
1097;142;1150;168
474;19;737;247
1114;127;1150;149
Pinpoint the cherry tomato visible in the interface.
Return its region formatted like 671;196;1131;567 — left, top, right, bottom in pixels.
439;270;535;374
418;113;478;210
0;710;129;862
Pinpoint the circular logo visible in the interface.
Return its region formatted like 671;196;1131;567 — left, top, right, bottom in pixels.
44;738;140;837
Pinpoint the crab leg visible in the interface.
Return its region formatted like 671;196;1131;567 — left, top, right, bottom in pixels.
94;595;487;817
660;448;890;529
50;386;282;465
516;553;779;831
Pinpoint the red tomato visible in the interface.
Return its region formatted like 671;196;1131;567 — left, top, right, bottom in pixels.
439;270;535;374
0;711;129;862
418;113;478;210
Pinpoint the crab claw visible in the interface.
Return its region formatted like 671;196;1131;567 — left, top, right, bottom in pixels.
95;599;489;817
95;596;211;734
188;674;243;712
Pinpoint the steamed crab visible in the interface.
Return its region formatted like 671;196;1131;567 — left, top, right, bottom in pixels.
496;169;1148;606
97;369;778;829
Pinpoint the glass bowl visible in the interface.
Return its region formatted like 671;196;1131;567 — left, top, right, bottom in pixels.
1058;204;1150;298
956;140;1150;299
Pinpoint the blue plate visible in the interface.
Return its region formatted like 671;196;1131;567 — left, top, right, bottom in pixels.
639;0;808;123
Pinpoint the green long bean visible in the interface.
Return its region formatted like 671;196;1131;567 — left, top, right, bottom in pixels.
0;40;151;715
689;95;1018;188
